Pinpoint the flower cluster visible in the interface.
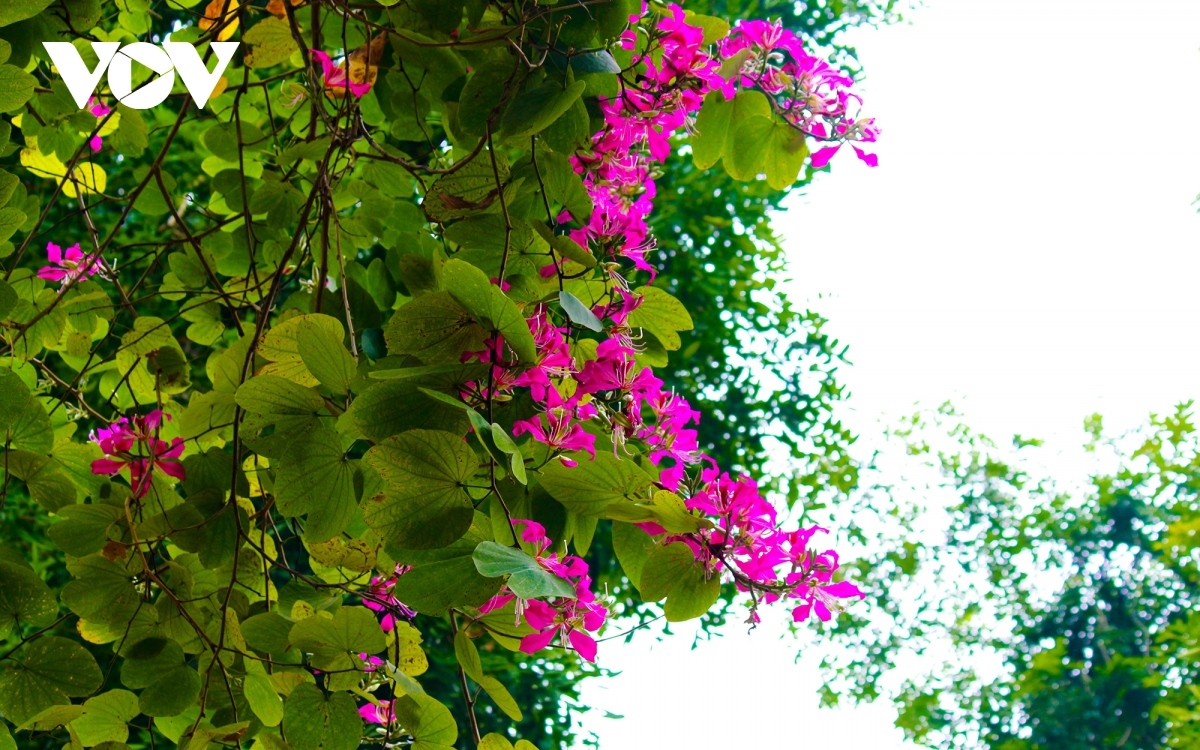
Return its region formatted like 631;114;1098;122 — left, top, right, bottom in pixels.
480;520;609;662
504;6;866;634
719;19;879;168
90;410;185;499
360;6;869;662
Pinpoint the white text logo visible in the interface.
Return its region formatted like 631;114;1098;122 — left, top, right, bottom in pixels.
42;42;239;110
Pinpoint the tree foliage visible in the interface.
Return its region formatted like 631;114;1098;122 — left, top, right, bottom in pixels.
0;0;884;748
825;402;1200;749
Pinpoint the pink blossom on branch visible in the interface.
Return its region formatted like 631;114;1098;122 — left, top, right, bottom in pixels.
37;242;102;284
90;410;185;499
459;4;872;638
519;577;609;663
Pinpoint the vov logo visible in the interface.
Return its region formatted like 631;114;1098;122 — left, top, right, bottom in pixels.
42;42;240;111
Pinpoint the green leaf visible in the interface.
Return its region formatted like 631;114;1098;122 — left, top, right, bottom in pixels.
538;452;654;517
244;671;283;727
691;90;771;172
611;521;655;592
411;0;464;33
48;502;123;558
558;290;603;332
639;542;722;622
138;667;200;717
0;278;15;320
61;554;141;626
5;452;75;510
489;423;526;485
244;17;298;69
72;690;139;747
120;640;201;717
453;628;483;680
240;612;294;654
390;519;502;615
288;606;386;672
385;291;487;365
457;58;516;138
0;367;52;453
764;120;809;190
727;114;775;182
17;704;85;733
0;65;34;110
422;151;507;223
273;427;357;542
537;150;593;220
363;430;477;550
441;259;536;363
628;286;693;350
110;105;147;157
453;631;522;721
643;490;705;533
298;321;357;394
0;0;53;27
236;375;324;415
0;722;14;750
0;206;24;242
690;92;733;170
0;559;58;639
0;636;103;724
682;11;730;44
282;684;362;750
352;380;469;443
392;694;457;749
500;80;586;139
258;314;347;386
595;0;638;38
476;675;522;722
472;541;575;600
479;733;513;750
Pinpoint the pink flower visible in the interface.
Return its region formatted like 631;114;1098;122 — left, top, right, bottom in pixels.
88;97;112;118
512;388;596;465
790;580;865;623
37;243;101;284
810;143;879;169
90;410;185;498
363;565;416;631
86;97;111;152
311;50;373;98
359;700;395;725
576;339;662;398
519;577;608;662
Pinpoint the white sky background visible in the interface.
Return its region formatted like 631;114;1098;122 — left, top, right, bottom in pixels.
574;0;1200;747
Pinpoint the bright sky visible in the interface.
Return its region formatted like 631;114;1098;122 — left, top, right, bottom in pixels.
575;1;1200;747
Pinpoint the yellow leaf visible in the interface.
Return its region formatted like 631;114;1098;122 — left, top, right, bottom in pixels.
324;35;385;98
63;163;107;198
397;638;428;676
265;0;303;18
290;600;315;621
210;75;229;100
199;0;240;41
243;454;270;496
20;146;67;179
21;147;108;198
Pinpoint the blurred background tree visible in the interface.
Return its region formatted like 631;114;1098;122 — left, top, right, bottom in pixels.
822;401;1200;749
